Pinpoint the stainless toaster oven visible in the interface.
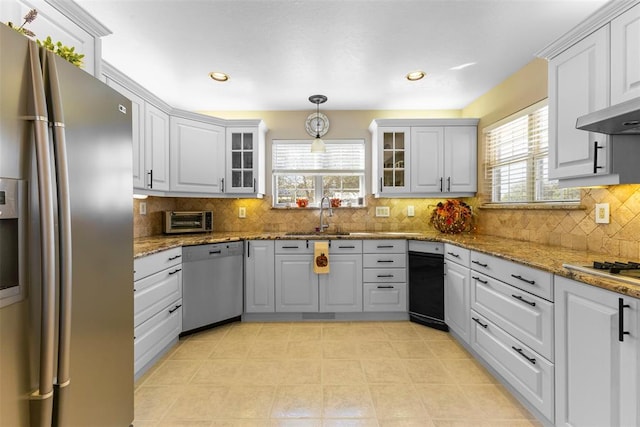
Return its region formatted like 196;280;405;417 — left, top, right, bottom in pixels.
163;211;213;234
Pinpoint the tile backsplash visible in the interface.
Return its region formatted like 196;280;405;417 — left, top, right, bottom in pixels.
134;185;640;258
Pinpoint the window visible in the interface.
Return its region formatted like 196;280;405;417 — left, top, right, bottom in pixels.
272;139;365;207
484;101;580;204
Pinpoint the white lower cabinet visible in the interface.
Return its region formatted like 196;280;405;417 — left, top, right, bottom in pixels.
133;247;183;379
244;240;275;313
274;240;363;313
363;240;407;312
444;245;471;343
363;283;407;312
470;311;554;421
555;276;639;427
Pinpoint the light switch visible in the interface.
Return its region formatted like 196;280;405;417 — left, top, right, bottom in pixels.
375;206;390;217
595;203;609;224
239;207;246;218
139;202;146;215
407;205;415;217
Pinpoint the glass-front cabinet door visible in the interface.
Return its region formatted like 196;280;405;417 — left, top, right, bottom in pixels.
377;127;410;193
226;127;258;193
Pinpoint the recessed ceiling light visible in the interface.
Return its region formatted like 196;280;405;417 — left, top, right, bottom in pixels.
209;71;229;82
406;70;426;81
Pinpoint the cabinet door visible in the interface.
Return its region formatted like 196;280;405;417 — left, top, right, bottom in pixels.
106;78;146;189
611;3;640;104
319;254;363;312
226;127;258;194
548;26;610;180
377;127;411;194
555;276;639;427
145;104;170;191
444;260;470;343
275;254;318;312
170;117;225;193
444;126;477;193
410;127;444;193
245;240;275;313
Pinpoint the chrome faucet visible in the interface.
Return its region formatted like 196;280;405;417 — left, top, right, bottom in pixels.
319;196;333;232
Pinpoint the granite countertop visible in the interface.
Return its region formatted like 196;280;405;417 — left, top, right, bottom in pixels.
134;231;640;299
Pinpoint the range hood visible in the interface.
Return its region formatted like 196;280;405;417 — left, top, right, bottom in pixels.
576;97;640;135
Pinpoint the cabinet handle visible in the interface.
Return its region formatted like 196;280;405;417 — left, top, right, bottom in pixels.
168;268;182;275
619;298;631;342
447;176;451;192
379;177;383;193
512;346;536;365
253;178;256;193
247;241;250;257
221;178;225;193
472;317;488;328
282;245;300;249
147;169;153;189
168;304;182;314
447;252;460;258
593;142;604;174
439;177;443;192
512;294;536;307
377;274;394;278
377;260;394;263
472;276;488;284
168;255;182;261
377;245;394;249
209;250;222;254
471;260;488;268
338;245;355;249
511;274;535;285
377;285;394;289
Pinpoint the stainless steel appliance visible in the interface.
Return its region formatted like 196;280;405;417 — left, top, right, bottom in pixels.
563;261;640;287
163;210;213;234
408;241;448;331
0;25;133;426
576;96;640;135
181;242;243;334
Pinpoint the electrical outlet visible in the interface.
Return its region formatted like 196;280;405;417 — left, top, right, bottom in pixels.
375;206;390;217
407;205;415;217
595;203;610;224
239;207;246;218
139;202;146;216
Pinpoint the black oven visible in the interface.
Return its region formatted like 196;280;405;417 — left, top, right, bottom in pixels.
408;241;447;331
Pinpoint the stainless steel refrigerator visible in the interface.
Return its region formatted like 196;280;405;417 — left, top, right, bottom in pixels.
0;24;134;426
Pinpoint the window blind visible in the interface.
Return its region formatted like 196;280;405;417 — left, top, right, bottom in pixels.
272;140;365;175
484;102;579;203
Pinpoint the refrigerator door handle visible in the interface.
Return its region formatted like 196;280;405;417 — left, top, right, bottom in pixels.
27;41;56;427
44;50;73;392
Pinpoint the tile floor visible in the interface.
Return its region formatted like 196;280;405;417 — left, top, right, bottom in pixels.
133;321;542;427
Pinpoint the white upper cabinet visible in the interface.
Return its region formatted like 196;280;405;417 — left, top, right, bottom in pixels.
0;0;109;76
145;104;171;191
226;124;267;196
371;119;478;197
547;26;610;181
611;3;640;103
170;116;225;194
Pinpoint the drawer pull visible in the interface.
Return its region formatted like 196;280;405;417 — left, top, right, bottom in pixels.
377;285;394;289
168;268;182;275
472;317;488;328
447;252;460;258
338;245;355;249
512;346;536;364
168;255;182;261
472;276;488;284
377;260;394;263
282;245;300;249
472;260;488;268
511;274;535;285
512;294;536;307
209;250;222;254
619;298;631;342
377;274;394;278
168;304;182;314
377;245;394;249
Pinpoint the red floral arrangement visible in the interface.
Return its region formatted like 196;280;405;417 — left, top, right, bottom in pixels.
430;199;473;234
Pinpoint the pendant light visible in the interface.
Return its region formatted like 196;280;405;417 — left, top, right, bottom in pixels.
309;94;327;153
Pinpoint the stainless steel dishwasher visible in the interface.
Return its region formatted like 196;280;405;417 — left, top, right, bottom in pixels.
182;241;243;334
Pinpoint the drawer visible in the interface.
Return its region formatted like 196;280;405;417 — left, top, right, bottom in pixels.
329;240;363;254
470;311;554;421
134;299;182;376
444;244;470;267
363;239;407;254
134;266;183;327
363;268;407;283
275;240;314;254
134;247;182;281
363;283;407;312
470;251;553;301
471;272;553;361
363;253;406;268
